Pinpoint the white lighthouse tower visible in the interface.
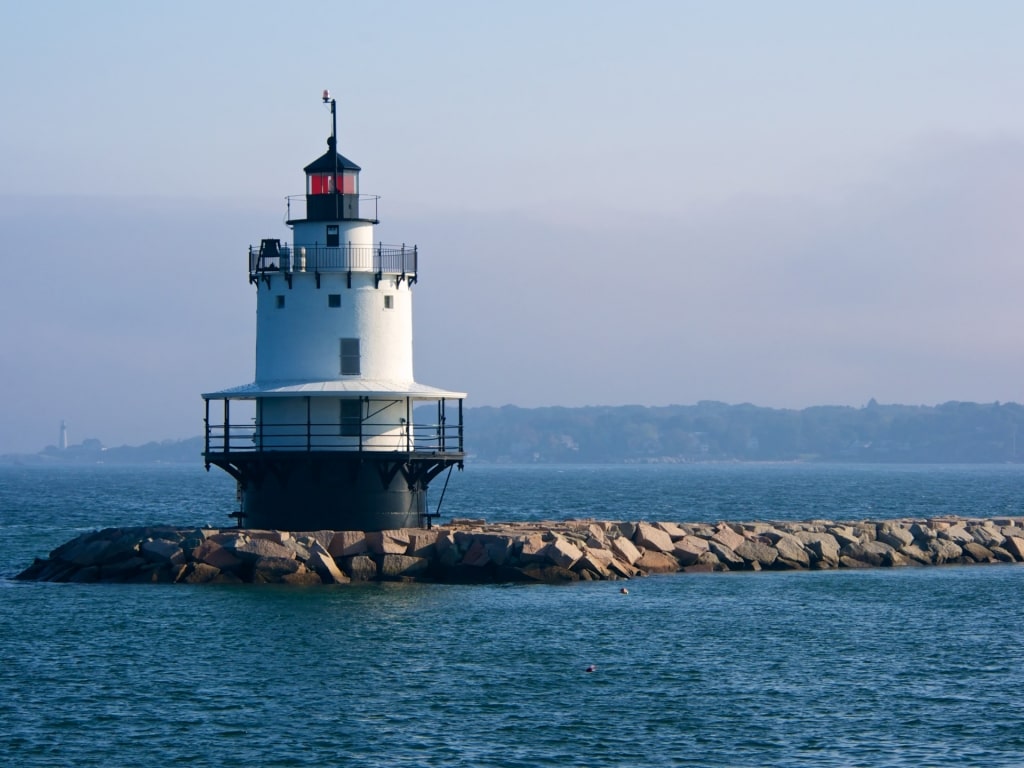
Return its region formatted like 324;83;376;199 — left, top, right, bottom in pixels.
202;92;465;531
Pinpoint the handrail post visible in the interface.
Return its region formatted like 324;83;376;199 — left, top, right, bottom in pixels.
437;399;442;452
223;398;230;453
358;396;365;453
258;399;264;452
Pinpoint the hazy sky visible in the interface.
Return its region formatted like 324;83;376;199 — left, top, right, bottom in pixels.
2;1;1023;453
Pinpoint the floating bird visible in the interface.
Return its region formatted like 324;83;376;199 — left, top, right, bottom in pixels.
585;664;597;673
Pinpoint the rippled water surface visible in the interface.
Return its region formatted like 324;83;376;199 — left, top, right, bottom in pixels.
2;463;1023;766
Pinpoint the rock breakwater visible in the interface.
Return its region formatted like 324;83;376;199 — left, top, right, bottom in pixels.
16;516;1024;585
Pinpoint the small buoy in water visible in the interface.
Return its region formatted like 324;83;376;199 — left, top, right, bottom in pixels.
585;664;597;673
620;587;629;594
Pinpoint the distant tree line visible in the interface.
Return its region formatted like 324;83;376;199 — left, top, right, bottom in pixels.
10;402;1023;465
21;437;207;464
464;400;1024;464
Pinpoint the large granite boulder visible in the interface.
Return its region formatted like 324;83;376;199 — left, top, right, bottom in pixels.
794;531;840;567
100;555;150;581
635;550;680;574
380;554;429;579
140;539;187;566
927;540;965;564
990;545;1017;563
181;563;222;584
192;540;243;572
654;522;688;540
342;555;378;581
708;541;745;569
772;533;810;568
609;536;642;565
1002;536;1024;561
368;529;411;555
435;532;460;567
961;542;996;563
710;524;745;552
635;523;674;553
519;533;551;563
232;537;295;562
459;539;490;567
909;522;935;544
734;539;778;568
251;556;303;583
900;544;934;565
876;523;914;549
840;540;897;567
408;531;439;558
292;529;335;549
939;524;974;545
64;536;123;568
828;525;864;548
690;550;723;572
306;542;349;583
543;535;584;569
328;531;368;557
970;524;1004;548
673;537;709;567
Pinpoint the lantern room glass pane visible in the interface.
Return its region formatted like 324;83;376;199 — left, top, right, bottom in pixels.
309;173;357;195
308;173;337;195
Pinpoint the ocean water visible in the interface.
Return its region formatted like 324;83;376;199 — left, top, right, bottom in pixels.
2;462;1024;767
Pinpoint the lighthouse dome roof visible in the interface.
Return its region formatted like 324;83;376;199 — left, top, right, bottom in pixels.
304;138;361;173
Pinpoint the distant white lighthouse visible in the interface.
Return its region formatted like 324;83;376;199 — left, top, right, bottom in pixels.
202;92;466;531
59;420;68;450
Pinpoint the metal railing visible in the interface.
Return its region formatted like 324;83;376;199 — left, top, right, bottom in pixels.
285;194;379;223
204;418;464;456
248;242;417;278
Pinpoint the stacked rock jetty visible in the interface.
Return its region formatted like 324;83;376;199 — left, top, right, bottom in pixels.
16;516;1024;585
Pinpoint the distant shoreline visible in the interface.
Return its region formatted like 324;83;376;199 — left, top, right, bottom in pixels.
7;399;1024;464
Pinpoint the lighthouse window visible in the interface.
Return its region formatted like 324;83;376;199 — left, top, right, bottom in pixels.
275;295;285;309
384;295;393;309
328;294;341;308
340;338;360;375
340;400;361;437
326;225;340;247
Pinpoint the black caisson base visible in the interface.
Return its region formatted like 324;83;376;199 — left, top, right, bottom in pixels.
205;451;461;531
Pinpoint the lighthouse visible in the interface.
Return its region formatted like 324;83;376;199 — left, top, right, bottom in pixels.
202;92;465;531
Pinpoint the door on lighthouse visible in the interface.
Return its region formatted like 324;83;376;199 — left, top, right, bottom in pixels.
326;225;340;247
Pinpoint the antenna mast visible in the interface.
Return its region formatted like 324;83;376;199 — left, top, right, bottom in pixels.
323;89;339;219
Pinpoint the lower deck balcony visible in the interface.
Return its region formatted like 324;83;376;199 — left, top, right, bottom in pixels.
202;395;464;462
